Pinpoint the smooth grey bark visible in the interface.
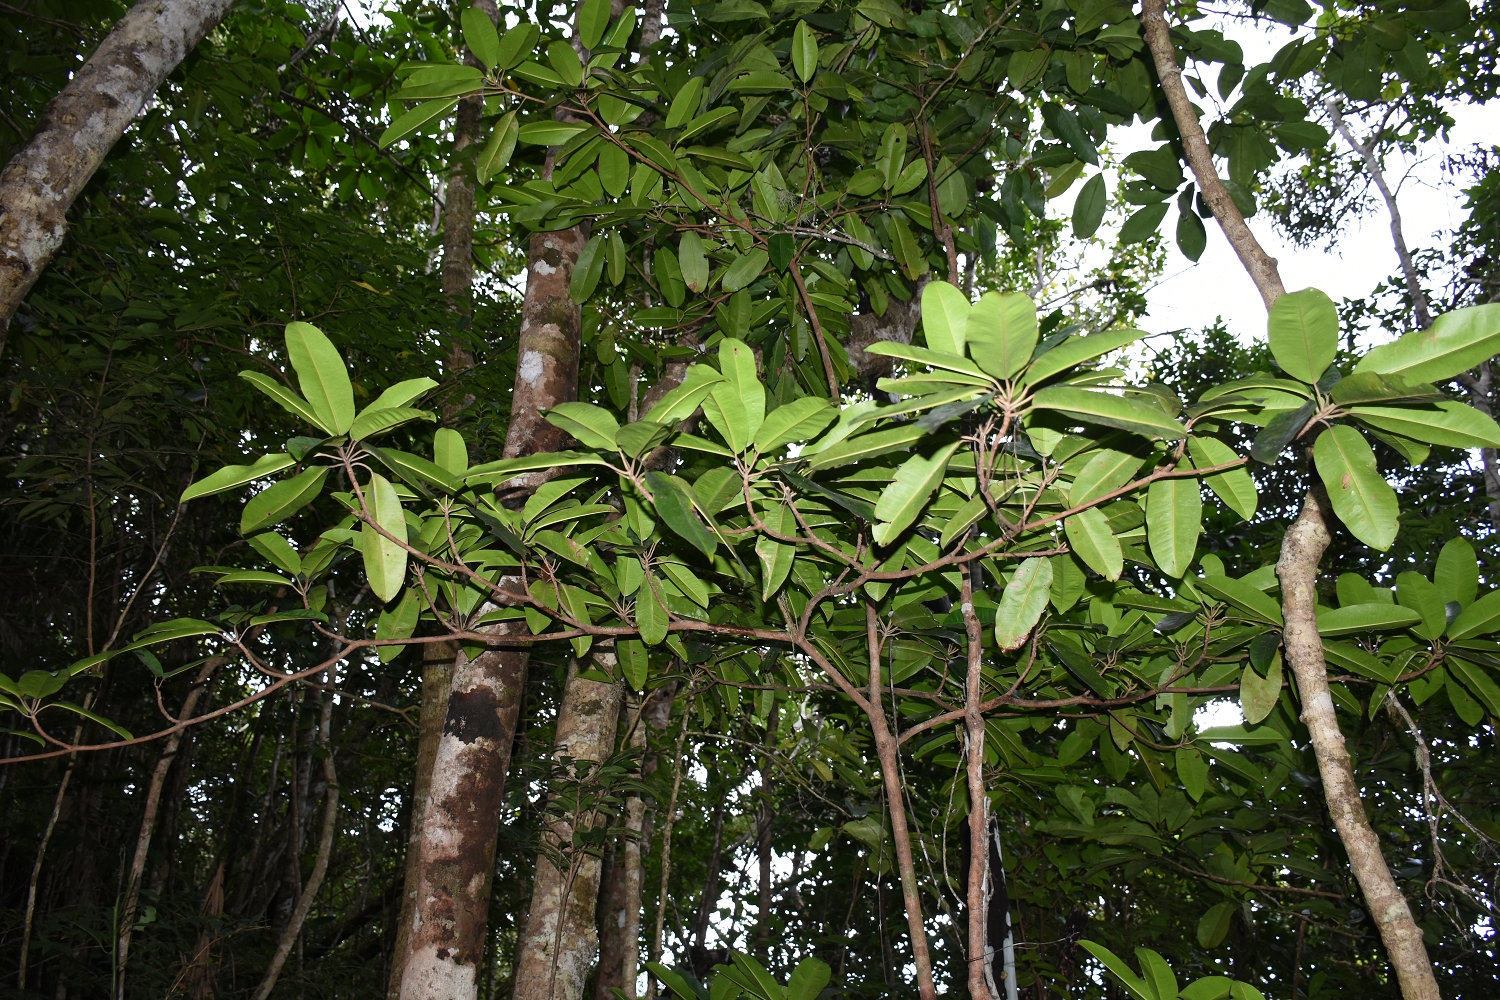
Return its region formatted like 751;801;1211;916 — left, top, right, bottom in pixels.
0;0;238;350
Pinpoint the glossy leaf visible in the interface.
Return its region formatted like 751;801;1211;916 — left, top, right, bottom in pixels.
1073;173;1107;238
577;0;611;49
919;280;969;356
755;504;795;600
1065;507;1122;581
1021;328;1143;385
1146;467;1201;578
966;291;1037;380
1316;602;1422;636
1069;448;1146;506
239;372;328;432
1354;303;1500;383
1239;654;1282;724
378;97;458;147
1314;424;1399;550
1396;571;1448;640
702;338;765;452
461;6;501;69
360;473;407;602
1267;288;1338;384
181;453;295;503
1347;401;1500;449
678;231;709;293
241;466;328;534
791;20;818;82
348;406;433;441
1447;589;1500;641
1188;437;1256;520
1435;537;1478;606
544;401;619;449
636;575;670;645
754;397;835;453
871;442;961;545
247;532;301;576
433;428;469;475
1031;387;1185;439
994;557;1053;651
285;322;355;434
645;471;716;556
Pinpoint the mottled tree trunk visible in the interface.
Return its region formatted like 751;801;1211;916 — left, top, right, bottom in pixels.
594;695;648;1000
1277;491;1441;1000
960;568;994;1000
513;653;622;1000
386;642;456;1000
0;0;237;347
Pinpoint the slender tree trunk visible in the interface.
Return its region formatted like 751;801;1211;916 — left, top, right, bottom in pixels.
0;0;237;346
755;707;778;959
115;659;221;1000
252;676;341;1000
387;642;456;1000
961;568;993;1000
687;790;727;976
865;601;938;1000
595;695;648;1000
513;654;623;1000
1277;490;1441;1000
643;707;687;1000
18;752;76;989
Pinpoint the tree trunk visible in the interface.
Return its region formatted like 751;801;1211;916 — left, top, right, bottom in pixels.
512;654;623;1000
115;658;221;1000
755;709;778;958
865;601;938;1000
1276;490;1441;1000
960;568;994;1000
594;695;648;1000
0;0;237;347
252;676;341;1000
386;641;456;1000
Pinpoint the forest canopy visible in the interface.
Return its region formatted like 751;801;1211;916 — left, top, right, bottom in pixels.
0;0;1498;999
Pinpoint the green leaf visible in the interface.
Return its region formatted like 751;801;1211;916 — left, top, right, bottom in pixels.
864;340;990;380
791;20;819;82
1079;941;1153;1000
1448;658;1500;718
1030;387;1185;439
995;557;1053;651
285;321;355;435
239;372;329;432
462;6;501;68
1022;328;1144;386
1073;173;1107;238
618;639;649;690
803;423;930;471
1070;448;1146;505
755;503;796;600
1176;747;1208;800
1146;467;1201;578
375;589;421;663
241;466;328;534
1188;437;1256;520
570;232;605;303
644;365;725;426
369;447;461;493
546;39;584;86
1328;371;1442;405
702;338;764;452
247;532;302;576
433;428;469;475
360;473;407;602
786;958;831;1000
1065;507;1123;581
365;378;438;413
1197;903;1236;949
182;453;295;503
616;420;672;459
1447;589;1500;641
636;575;670;645
214;569;296;587
678;231;709;293
722;249;769;292
494;23;541;71
1348;401;1500;449
645;471;716;557
1119;202;1170;245
1137;949;1178;1000
1197;725;1286;744
1396;572;1448;640
967;291;1037;380
348;406;434;441
518;120;590;146
754;397;835;453
1436;537;1478;606
1314;424;1399;550
1354;303;1500;383
50;701;132;740
1267;288;1338;384
1197;575;1283;625
871;442;961;545
1316;602;1421;636
577;0;611;49
544;401;619;449
1239;654;1282;724
378;97;458;147
477;111;519;184
1176;209;1207;261
665;77;705;129
919;280;969;356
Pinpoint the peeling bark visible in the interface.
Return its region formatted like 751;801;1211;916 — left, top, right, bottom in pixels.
513;654;623;1000
0;0;237;348
1276;490;1441;1000
387;642;456;1000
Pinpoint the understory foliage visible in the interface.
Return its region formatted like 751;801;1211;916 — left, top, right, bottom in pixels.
2;0;1500;998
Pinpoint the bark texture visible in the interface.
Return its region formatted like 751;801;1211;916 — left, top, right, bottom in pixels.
115;659;220;1000
0;0;237;347
1140;0;1285;308
512;655;623;1000
397;644;527;1000
1276;490;1441;1000
960;569;994;1000
594;696;648;1000
387;642;456;1000
846;286;925;380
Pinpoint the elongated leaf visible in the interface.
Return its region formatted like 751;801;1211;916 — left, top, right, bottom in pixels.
864;340;991;379
1354;303;1500;383
241;466;328;534
1031;386;1185;439
722;249;769;292
1317;602;1421;636
1137;949;1178;1000
348;406;434;441
803;423;931;471
182;453;295;503
375;588;421;663
871;442;961;545
215;570;295;587
247;532;301;575
1079;942;1152;1000
239;372;328;432
433;428;469;475
1197;575;1283;625
787;957;831;1000
995;557;1053;651
1249;400;1316;464
636;575;669;645
645;471;716;556
1065;507;1122;581
570;233;605;304
920;280;969;356
518;120;590;146
755;397;835;453
576;0;611;48
1448;657;1500;717
1069;448;1146;505
285;322;355;435
644;365;725;426
967;291;1037;380
1146;467;1201;577
618;639;649;691
755;503;796;600
544;401;619;449
791;19;819;81
1322;640;1400;684
1396;571;1447;640
1197;904;1236;950
1435;537;1478;606
1239;654;1282;724
360;473;407;602
477;111;519;183
1023;328;1144;386
1267;288;1338;384
379;97;458;147
1314;424;1399;550
665;78;705;129
1188;437;1256;520
678;231;709;293
1348;401;1500;449
615;420;672;459
1448;588;1500;641
712;337;765;448
462;6;501;68
1073;173;1107;238
365;378;438;413
369;447;461;493
1176;747;1208;801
